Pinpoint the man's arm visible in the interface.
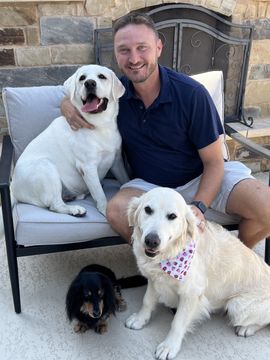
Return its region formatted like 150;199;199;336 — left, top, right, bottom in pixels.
60;97;94;130
191;137;224;229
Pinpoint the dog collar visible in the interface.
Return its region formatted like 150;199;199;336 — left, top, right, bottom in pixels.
159;240;196;281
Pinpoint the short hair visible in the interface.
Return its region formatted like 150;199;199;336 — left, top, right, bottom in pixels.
113;12;159;38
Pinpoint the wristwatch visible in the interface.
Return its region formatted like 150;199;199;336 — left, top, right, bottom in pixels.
191;200;207;214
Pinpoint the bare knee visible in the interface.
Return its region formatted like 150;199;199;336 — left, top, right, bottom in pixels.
106;188;144;241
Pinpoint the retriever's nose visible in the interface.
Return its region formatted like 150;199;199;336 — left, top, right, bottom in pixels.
145;232;160;249
84;79;96;90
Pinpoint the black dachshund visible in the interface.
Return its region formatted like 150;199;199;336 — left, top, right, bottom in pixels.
66;264;147;334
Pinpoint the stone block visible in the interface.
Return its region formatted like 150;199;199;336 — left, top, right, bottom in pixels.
0;5;37;27
96;17;113;29
39;3;77;16
0;49;15;66
24;26;40;46
250;40;270;65
15;47;51;67
244;19;270;40
249;64;270;80
40;17;94;45
51;44;94;65
127;0;146;12
245;79;270;105
0;28;24;46
0;65;79;90
85;0;114;16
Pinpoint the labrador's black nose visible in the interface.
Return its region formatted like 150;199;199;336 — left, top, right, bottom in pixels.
84;79;96;90
144;232;160;249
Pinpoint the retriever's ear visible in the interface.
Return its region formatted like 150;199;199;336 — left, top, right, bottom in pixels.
186;206;198;239
63;72;77;101
127;196;141;227
111;72;125;101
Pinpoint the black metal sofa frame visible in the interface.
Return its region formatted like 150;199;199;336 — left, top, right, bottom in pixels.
1;4;270;314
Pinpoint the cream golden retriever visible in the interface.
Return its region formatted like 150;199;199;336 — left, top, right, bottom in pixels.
11;65;129;216
126;187;270;360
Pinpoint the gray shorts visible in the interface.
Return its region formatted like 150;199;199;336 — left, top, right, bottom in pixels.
121;161;254;225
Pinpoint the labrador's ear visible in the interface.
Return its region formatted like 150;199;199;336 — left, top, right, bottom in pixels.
63;71;77;101
111;71;125;101
127;196;142;227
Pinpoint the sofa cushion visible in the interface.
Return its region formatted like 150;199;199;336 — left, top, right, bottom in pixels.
2;86;66;162
13;179;120;246
190;71;229;160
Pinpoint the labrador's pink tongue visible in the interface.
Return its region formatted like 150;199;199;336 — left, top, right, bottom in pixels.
81;98;99;112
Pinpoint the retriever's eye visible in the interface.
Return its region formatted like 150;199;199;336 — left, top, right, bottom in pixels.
144;206;153;215
98;74;107;80
79;75;86;81
167;213;177;220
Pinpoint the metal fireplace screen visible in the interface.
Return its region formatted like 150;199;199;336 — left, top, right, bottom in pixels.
94;4;253;125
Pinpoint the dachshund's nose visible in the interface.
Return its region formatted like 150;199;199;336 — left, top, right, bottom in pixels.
93;308;101;318
145;232;160;249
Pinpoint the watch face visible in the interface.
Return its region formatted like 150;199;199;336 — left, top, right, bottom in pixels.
192;201;207;214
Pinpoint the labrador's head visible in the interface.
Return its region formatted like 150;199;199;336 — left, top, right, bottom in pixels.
64;65;125;120
128;188;198;259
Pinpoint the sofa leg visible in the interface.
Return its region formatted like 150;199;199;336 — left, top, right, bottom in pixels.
5;237;21;313
265;237;270;266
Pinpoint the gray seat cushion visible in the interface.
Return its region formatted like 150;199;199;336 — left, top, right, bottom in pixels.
13;179;120;246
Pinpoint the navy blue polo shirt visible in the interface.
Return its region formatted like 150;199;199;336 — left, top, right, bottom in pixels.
117;66;224;187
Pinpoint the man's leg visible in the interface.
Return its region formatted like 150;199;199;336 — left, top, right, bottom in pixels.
226;178;270;248
106;187;145;243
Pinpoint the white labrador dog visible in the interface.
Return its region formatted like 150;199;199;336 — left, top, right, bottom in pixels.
11;65;129;216
126;187;270;360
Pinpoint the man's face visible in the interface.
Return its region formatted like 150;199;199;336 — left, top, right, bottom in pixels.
114;24;163;84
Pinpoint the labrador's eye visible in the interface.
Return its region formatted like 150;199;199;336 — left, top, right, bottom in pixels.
167;213;177;220
98;74;107;80
79;75;86;81
144;206;153;215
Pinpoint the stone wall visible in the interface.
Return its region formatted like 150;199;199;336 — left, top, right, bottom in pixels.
0;0;270;143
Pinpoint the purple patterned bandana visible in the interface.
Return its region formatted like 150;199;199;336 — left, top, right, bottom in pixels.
159;240;196;281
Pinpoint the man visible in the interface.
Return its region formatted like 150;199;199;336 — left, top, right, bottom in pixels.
61;13;270;248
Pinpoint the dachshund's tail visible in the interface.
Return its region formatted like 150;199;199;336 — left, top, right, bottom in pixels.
117;275;147;289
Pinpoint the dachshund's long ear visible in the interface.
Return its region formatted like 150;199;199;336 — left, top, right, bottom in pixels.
186;205;198;240
65;278;81;321
127;196;142;227
101;275;116;314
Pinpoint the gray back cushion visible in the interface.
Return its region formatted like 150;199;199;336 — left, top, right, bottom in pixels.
2;85;66;162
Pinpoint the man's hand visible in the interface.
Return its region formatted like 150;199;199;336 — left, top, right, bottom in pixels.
191;205;206;232
61;97;95;131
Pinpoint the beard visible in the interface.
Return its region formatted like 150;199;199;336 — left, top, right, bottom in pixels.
120;61;158;84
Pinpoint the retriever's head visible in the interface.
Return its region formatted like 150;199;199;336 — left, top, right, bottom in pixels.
64;64;125;122
128;188;198;259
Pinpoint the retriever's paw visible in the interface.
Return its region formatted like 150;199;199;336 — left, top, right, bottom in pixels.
235;324;262;337
125;313;149;330
155;340;180;360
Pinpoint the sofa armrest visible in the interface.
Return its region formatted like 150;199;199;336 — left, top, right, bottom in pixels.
225;123;270;161
0;134;13;188
0;134;15;241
